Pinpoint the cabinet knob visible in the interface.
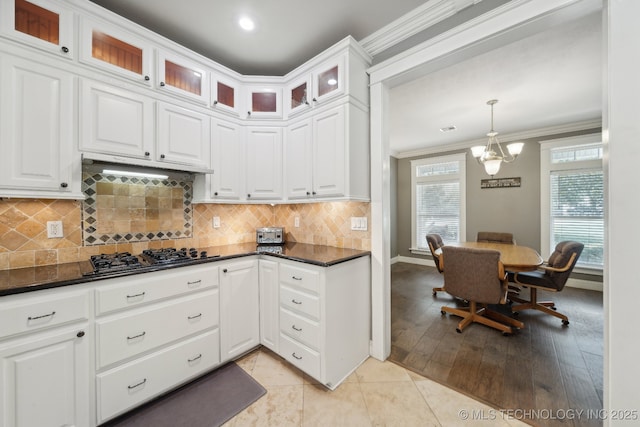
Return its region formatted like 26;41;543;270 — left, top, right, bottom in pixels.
160;82;166;87
213;100;218;105
76;331;85;338
60;182;68;188
61;46;69;53
312;191;317;195
247;111;251;117
223;268;228;273
312;97;317;102
247;194;251;198
160;154;166;159
214;192;218;196
144;75;150;81
306;191;311;196
144;151;150;157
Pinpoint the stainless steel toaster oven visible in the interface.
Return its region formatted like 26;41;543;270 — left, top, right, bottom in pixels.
256;227;285;244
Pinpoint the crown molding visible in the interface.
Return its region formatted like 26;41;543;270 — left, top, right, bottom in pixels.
392;119;602;158
359;0;480;57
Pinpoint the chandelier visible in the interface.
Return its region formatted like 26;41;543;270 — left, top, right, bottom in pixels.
471;99;524;176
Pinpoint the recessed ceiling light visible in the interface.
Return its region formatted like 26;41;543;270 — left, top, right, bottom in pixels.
439;125;457;133
239;16;255;31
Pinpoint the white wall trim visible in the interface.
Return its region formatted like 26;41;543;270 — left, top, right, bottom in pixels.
359;0;480;57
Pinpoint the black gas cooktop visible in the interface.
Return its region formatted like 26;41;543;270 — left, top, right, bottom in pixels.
85;248;214;276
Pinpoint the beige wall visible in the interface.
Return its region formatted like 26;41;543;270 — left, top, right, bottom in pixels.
0;200;370;270
393;128;601;260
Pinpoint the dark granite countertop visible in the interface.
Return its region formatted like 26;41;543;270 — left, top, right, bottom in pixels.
0;242;370;297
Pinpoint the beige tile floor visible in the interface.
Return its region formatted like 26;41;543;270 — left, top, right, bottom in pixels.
224;348;530;427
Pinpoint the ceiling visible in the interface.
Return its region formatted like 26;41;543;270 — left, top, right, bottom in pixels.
88;0;427;76
389;8;603;156
87;0;602;157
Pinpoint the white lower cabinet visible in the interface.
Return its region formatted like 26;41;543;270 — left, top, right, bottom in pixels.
95;263;220;424
219;258;260;362
258;259;279;352
0;288;91;427
274;256;370;389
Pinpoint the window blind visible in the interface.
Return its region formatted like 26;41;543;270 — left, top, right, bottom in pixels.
416;180;460;248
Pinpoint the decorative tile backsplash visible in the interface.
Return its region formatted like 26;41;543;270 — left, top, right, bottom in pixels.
1;195;370;270
81;172;193;246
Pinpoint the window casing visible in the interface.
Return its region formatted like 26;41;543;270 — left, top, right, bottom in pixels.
541;134;603;270
411;153;466;252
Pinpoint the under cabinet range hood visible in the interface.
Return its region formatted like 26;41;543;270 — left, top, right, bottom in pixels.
81;152;214;175
82;155;196;182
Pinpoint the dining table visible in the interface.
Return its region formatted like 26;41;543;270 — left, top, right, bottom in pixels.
435;241;543;272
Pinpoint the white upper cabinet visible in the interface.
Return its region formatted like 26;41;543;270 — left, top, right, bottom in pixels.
285;119;313;199
0;0;74;59
0;55;80;198
311;55;345;105
246;127;283;200
79;17;153;86
211;74;241;116
245;85;283;119
210;118;245;200
157;50;209;104
157;101;211;170
80;79;155;160
285;75;312;118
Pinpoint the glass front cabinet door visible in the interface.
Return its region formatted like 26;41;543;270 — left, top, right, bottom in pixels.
79;17;153;85
246;86;282;119
312;57;345;104
285;76;312;117
157;51;209;104
211;75;240;116
0;0;74;59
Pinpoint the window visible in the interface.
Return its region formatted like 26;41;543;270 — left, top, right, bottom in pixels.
541;134;603;270
411;153;466;252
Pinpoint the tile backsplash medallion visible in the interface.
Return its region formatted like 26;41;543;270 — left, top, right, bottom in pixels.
0;196;370;270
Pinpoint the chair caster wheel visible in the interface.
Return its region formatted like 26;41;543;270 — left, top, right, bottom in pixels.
455;328;462;333
502;331;511;336
562;319;570;325
441;310;446;315
433;291;437;296
512;311;519;316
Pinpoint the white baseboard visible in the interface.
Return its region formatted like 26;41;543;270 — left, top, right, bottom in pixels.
392;256;603;292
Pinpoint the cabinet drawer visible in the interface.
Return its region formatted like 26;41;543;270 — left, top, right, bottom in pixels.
97;329;220;423
96;264;218;315
279;264;319;293
96;290;219;368
280;308;320;350
279;333;320;379
279;285;320;319
0;290;89;339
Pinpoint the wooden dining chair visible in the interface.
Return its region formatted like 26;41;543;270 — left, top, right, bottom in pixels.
440;246;524;335
426;234;445;295
509;241;584;325
477;231;516;245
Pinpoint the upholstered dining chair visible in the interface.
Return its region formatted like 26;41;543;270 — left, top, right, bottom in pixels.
477;231;516;244
426;233;445;295
509;241;584;325
440;246;524;335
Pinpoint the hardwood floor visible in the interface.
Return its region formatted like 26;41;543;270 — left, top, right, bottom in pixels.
390;262;603;427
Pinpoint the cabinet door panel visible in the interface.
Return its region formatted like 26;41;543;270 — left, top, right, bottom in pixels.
0;56;72;192
80;79;154;159
0;325;89;427
245;127;282;200
157;52;209;104
220;259;259;362
157;102;211;169
259;259;279;352
313;106;345;197
285;119;313;199
211;119;244;199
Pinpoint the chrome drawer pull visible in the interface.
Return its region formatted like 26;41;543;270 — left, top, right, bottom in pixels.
291;325;302;332
188;354;202;363
28;311;56;321
292;276;303;281
128;378;147;390
188;313;202;320
127;331;146;340
292;352;303;360
187;280;202;285
291;299;302;305
126;292;145;299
